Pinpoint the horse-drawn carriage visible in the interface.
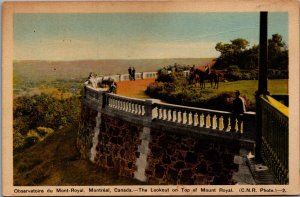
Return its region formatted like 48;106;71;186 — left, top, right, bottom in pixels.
85;73;117;93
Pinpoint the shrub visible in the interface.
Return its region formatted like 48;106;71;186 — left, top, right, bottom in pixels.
24;136;40;148
36;127;54;137
156;72;175;83
13;131;25;151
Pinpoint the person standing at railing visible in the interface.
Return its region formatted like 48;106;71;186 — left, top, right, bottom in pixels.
128;67;132;80
109;80;117;94
132;67;136;80
232;90;246;132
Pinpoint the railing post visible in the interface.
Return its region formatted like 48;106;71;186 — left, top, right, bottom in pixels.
102;92;108;109
144;99;153;123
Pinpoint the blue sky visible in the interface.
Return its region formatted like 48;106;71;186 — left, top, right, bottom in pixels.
14;12;288;60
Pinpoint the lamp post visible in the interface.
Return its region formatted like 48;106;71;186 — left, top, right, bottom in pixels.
255;11;269;161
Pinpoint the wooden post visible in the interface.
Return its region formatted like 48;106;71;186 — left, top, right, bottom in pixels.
255;11;268;161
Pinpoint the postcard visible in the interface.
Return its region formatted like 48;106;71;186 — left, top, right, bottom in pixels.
2;0;299;196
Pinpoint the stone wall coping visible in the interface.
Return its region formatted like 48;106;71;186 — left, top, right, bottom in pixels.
106;92;146;104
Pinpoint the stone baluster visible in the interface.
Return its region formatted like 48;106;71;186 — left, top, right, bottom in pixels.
111;97;115;108
200;113;204;127
181;111;186;124
131;102;135;113
135;103;139;114
212;114;217;129
115;98;120;109
161;107;166;120
221;115;228;132
206;114;211;128
165;108;169;120
131;101;134;113
122;100;126;111
178;110;183;124
138;104;142;115
156;107;160;119
173;110;177;122
187;111;191;125
169;108;173;121
116;99;120;109
226;116;232;132
109;97;112;108
203;113;207;127
135;103;138;114
126;101;131;113
194;112;199;126
191;111;196;126
126;101;130;112
113;98;117;109
121;99;124;110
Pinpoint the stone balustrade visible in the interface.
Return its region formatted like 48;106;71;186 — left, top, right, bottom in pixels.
105;93;146;116
95;71;158;82
85;85;256;141
153;102;237;132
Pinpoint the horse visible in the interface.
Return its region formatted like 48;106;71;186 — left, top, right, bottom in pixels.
208;72;221;89
194;68;210;89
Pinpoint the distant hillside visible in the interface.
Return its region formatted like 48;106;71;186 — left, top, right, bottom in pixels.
13;58;215;82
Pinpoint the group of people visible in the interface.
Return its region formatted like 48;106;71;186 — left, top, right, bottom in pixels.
128;67;136;80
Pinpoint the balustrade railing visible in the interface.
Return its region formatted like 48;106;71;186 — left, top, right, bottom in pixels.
152;102;255;135
142;72;158;79
260;95;288;184
105;93;146;116
85;86;256;140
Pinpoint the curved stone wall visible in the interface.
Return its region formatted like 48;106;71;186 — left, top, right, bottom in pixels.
77;76;256;184
146;128;240;185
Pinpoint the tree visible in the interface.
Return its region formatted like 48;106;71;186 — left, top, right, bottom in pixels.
268;34;288;69
214;38;250;69
214;34;288;73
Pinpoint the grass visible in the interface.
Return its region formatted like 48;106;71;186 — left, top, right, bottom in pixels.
13;123;144;186
189;79;288;104
116;79;288;104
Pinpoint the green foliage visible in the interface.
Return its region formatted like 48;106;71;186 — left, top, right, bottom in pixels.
214;34;288;79
13;93;80;153
13;131;25;151
36;127;54;137
147;67;288;112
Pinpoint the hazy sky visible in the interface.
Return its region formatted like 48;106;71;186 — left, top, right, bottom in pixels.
14;12;288;60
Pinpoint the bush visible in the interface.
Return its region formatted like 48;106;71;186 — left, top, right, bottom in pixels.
36;127;54;137
13;94;80;153
224;66;243;81
156;72;175;83
13;131;25;151
24;136;40;148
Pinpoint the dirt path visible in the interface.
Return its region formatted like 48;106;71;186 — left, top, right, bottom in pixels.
116;78;155;99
